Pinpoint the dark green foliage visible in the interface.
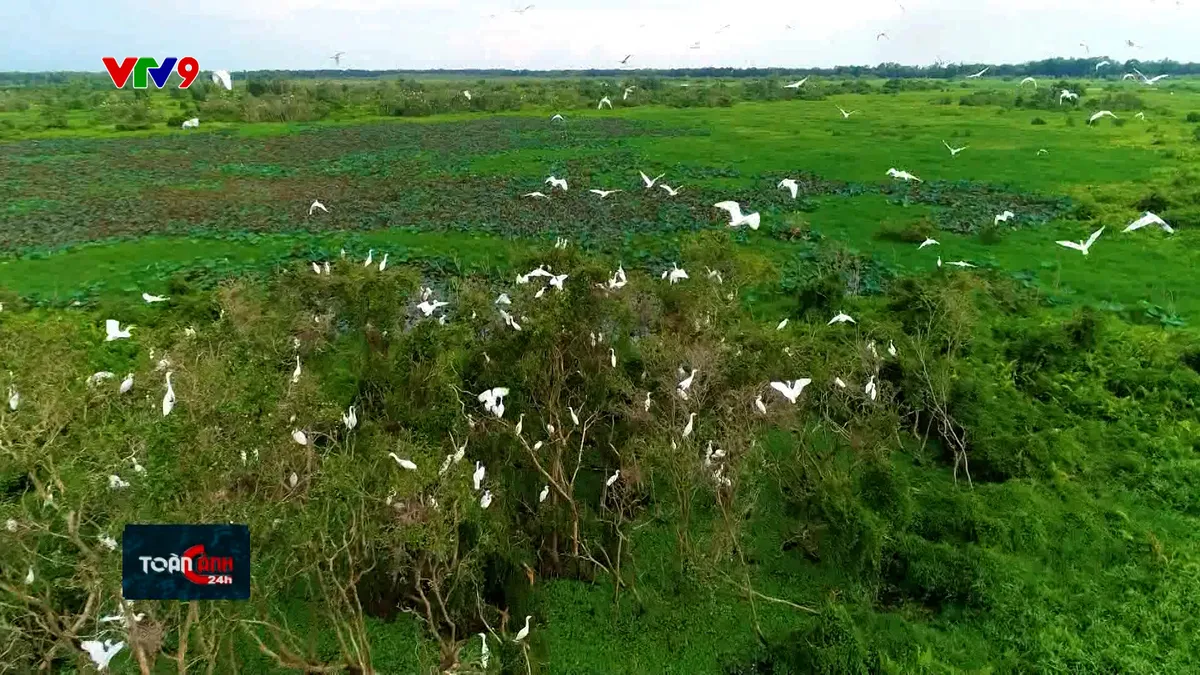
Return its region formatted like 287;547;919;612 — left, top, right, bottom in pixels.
1187;111;1200;123
1030;116;1046;125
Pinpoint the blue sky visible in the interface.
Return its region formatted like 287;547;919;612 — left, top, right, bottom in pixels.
3;0;1198;72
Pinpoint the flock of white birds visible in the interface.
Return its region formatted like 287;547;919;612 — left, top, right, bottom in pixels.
10;34;1187;670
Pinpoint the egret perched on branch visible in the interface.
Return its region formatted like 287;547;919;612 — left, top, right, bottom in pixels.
478;387;509;419
606;470;620;487
515;616;532;642
706;268;723;284
837;106;860;118
480;634;491;668
480;490;493;509
754;395;767;414
1124;211;1173;234
677;368;697;397
162;372;176;417
640;171;666;188
942;140;968;157
778;179;799;199
462;90;472;101
770;379;812;404
918;238;939;249
309;200;328;215
539;485;550;502
342;405;358;430
473;461;486;491
142;293;168;303
291;355;302;384
662;263;689;284
1088;110;1118;124
1056;226;1105;255
713;201;761;229
828;312;856;325
783;77;808;88
682;412;696;438
865;376;878;401
105;320;132;341
388;454;417;470
644;391;652;411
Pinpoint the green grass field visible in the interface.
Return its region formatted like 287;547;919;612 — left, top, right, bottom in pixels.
2;77;1200;673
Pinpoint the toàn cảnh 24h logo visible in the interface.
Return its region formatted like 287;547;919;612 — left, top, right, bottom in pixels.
122;524;250;600
102;56;200;89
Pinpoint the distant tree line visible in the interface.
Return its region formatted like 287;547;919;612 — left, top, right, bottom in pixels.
0;57;1194;87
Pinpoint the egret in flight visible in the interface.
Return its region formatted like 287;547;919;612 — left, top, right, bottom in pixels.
598;96;613;109
784;77;809;88
640;171;666;188
887;168;923;183
966;66;989;78
837;106;860;118
309;200;328;215
660;184;683;196
995;210;1015;224
523;191;549;199
211;70;232;90
1124;211;1173;234
770;379;812;404
142;293;168;303
778;178;799;199
662;263;689;284
1019;77;1037;88
943;140;968;156
623;86;636;100
919;238;939;249
828;312;856;325
1059;89;1079;104
81;640;125;671
1056;226;1105;255
545;176;568;191
105;320;132;341
1088;110;1118;124
590;189;622;198
714;201;761;229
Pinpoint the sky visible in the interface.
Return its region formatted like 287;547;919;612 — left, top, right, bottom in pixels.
2;0;1198;72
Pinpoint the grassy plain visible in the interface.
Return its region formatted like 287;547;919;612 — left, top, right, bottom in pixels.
2;77;1200;674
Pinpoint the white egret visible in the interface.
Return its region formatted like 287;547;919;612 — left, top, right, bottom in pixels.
551;114;564;122
778;178;799;199
568;406;580;426
473;461;486;491
312;262;321;274
104;320;132;341
184;327;196;337
309;200;328;215
515;413;524;436
598;96;613;109
342;405;358;430
108;474;129;490
4;385;13;412
515;615;532;642
776;319;789;331
607;266;628;290
211;70;232;90
478;387;509;419
589;189;622;198
25;567;34;584
639;171;666;188
378;253;388;272
644;391;652;412
162;372;176;417
865;376;878;401
1135;112;1145;120
181;118;199;129
942;140;968;157
480;634;490;668
834;377;847;389
1056;226;1105;255
1088;110;1118;124
523;191;549;199
837;106;860;118
1059;90;1079;104
1037;149;1049;156
1122;73;1138;81
713;201;761;229
1124;211;1173;234
678;368;697;394
462;90;472;101
288;472;299;489
946;260;976;268
496;293;512;305
291;430;308;445
119;374;133;394
886;168;923;183
995;210;1015;224
783;77;809;88
660;184;683;196
87;372;115;386
331;51;346;65
682;412;696;438
363;249;374;267
754;395;767;414
388;454;418;471
548;274;568;291
142;293;168;303
918;238;939;249
1019;77;1037;88
539;485;550;502
610;348;617;368
291;355;301;384
606;470;620;487
623;86;636;100
98;535;118;551
966;66;989;78
499;309;522;331
662;263;689;284
417;300;449;316
828;313;856;325
1095;60;1110;71
888;340;898;357
770;379;812;404
706;268;723;284
81;639;125;671
545;176;569;191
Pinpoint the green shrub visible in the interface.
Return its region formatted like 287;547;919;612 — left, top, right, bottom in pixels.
873;218;934;244
1185;111;1200;123
1031;117;1047;125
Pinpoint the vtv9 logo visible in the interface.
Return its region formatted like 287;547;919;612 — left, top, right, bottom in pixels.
102;57;200;89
